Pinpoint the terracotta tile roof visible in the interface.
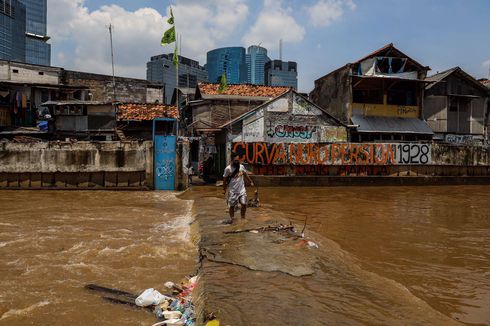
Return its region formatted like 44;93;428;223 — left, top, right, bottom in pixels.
481;79;490;86
197;83;290;98
117;103;178;121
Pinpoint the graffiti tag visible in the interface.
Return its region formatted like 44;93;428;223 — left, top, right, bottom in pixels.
268;125;317;139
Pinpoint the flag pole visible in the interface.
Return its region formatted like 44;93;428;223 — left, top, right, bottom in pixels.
176;32;179;117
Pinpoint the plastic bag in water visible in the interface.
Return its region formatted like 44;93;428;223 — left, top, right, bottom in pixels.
135;288;166;307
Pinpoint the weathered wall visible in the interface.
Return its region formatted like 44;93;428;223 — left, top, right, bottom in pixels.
232;142;490;176
146;86;164;103
62;70;151;103
0;141;154;189
0;60;61;84
432;143;490;165
309;65;352;123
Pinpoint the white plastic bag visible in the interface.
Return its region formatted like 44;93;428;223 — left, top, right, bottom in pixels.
135;288;166;307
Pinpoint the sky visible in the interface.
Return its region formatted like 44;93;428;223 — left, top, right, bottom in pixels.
47;0;490;92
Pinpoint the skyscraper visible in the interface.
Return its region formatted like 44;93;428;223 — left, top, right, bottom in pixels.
22;0;50;65
206;47;247;84
265;60;298;90
0;0;50;65
246;45;270;85
147;53;207;104
0;0;26;62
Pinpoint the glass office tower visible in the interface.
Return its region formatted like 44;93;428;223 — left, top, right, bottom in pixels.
265;60;298;89
147;54;207;104
246;45;270;85
206;47;247;84
22;0;50;65
0;0;26;62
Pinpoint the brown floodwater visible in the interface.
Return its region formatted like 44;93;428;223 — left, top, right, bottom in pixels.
186;185;490;326
0;191;197;325
1;186;490;325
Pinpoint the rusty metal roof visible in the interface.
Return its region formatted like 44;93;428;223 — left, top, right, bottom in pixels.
117;103;178;121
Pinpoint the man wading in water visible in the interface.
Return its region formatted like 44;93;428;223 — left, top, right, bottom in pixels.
223;154;254;223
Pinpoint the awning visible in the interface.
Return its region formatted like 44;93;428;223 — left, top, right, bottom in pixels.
351;115;434;135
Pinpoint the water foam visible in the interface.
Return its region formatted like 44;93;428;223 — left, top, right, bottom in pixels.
0;300;50;320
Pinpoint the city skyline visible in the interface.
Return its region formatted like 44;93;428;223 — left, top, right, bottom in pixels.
48;0;490;92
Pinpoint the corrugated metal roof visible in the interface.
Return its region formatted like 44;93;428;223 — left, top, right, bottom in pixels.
351;115;434;134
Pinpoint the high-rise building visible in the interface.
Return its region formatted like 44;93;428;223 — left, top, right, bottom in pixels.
0;0;50;65
147;53;207;104
0;0;26;62
206;47;247;84
246;45;270;85
22;0;50;65
265;60;298;90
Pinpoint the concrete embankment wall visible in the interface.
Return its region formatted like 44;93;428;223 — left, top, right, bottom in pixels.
252;143;490;186
0;141;153;189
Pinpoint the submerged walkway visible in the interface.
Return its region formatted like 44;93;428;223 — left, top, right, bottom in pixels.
182;187;459;325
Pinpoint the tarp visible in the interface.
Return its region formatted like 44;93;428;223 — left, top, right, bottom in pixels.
351;115;434;134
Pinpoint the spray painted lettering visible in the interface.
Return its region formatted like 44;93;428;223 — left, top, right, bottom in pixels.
267;124;316;139
232;142;431;166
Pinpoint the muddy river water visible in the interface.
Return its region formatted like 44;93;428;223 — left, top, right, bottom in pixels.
1;186;490;325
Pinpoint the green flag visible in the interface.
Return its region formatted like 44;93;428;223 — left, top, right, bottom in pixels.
167;8;174;25
161;26;176;46
218;73;227;93
173;44;179;66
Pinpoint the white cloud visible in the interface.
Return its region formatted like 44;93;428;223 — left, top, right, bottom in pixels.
241;0;305;49
306;0;356;27
48;0;249;78
173;0;248;61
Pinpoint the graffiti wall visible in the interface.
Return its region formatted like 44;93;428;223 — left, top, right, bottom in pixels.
232;142;431;166
265;119;347;143
232;91;348;144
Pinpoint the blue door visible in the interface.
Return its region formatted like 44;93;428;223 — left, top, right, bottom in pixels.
153;119;177;190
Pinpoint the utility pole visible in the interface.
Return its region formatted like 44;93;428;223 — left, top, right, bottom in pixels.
108;23;116;102
279;39;283;61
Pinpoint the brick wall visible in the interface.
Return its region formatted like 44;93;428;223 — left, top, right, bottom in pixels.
62;70;153;103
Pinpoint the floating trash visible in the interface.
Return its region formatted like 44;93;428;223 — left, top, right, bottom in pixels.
146;275;198;326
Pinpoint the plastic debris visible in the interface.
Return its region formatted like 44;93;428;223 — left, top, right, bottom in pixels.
144;276;198;326
135;288;168;307
307;241;319;249
163;311;182;320
164;281;175;289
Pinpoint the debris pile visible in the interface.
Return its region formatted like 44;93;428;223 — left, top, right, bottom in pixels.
85;275;217;326
135;276;198;326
